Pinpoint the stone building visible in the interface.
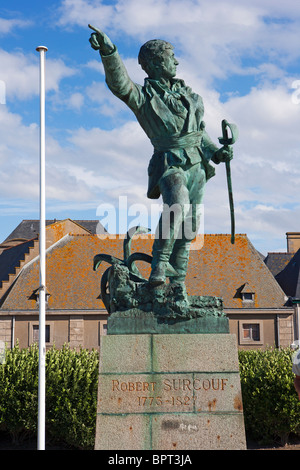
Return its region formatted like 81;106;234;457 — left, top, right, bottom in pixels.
0;220;297;351
264;231;300;347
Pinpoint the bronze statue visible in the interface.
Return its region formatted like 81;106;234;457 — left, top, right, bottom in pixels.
89;25;233;291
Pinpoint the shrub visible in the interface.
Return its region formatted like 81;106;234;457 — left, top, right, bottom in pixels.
239;347;300;445
0;344;39;442
46;345;99;449
0;344;99;449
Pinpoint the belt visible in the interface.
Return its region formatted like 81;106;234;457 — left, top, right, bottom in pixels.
151;131;203;152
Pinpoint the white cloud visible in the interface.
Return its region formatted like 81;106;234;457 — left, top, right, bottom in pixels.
60;0;300;84
57;0;114;29
0;17;31;35
84;56;145;118
1;0;300;254
67;120;151;185
68;92;85;110
85;81;128;117
0;105;93;203
0;49;76;101
0;103;148;208
201;82;300;251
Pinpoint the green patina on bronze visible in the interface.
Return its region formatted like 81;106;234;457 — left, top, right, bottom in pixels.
93;226;228;334
89;25;237;333
106;264;228;335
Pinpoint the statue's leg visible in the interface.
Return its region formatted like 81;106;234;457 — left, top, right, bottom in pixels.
168;164;206;286
149;168;189;285
169;239;191;283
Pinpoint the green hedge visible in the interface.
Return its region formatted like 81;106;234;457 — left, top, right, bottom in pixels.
0;344;99;449
239;347;300;445
46;345;99;449
0;345;300;448
0;344;39;442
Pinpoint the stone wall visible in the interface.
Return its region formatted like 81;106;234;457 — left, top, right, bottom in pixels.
69;316;84;350
0;317;11;347
278;313;295;348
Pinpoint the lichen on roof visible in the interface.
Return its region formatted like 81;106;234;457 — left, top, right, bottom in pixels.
0;233;286;311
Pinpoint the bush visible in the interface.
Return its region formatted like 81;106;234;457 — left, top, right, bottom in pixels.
0;344;99;449
239;347;300;445
0;344;39;442
46;345;99;449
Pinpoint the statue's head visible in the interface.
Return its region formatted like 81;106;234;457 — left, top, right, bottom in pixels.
138;39;178;80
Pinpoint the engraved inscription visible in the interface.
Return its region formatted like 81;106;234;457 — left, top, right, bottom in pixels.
111;377;228;394
163;378;228;391
112;380;156;392
137;395;196;407
105;375;234;413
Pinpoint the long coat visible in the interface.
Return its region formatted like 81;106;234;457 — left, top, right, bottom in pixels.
101;47;220;199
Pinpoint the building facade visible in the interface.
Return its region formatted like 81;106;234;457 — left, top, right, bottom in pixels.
0;220;298;351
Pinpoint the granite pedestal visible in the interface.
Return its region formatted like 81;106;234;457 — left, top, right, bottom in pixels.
95;332;246;450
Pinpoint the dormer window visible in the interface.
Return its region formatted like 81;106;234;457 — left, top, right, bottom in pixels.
29;288;51;307
242;292;255;302
235;283;255;305
37;291;51;305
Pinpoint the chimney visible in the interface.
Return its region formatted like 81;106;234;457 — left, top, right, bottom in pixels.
286;232;300;253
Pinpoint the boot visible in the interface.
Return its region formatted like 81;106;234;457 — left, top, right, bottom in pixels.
149;261;167;286
169;241;191;284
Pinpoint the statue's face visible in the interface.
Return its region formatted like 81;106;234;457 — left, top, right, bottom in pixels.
155;48;179;80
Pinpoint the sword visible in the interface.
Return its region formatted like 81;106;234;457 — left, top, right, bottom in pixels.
218;119;238;244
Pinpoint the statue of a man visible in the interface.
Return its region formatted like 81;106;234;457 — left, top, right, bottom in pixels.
89;27;232;289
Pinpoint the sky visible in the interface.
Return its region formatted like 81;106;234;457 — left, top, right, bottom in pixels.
0;0;300;255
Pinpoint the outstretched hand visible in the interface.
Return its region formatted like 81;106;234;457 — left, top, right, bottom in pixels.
88;24;114;55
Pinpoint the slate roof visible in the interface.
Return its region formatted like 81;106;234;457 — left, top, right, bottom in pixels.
186;234;286;308
275;249;300;299
3;219;106;242
0;239;35;287
0;219;104;300
264;252;294;277
0;233;286;311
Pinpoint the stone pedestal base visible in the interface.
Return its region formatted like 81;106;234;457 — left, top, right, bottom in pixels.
107;309;229;335
95;334;246;450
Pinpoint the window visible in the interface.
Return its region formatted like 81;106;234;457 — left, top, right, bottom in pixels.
99;321;108;346
36;293;51;306
32;325;51;343
242;292;254;302
236;283;255;305
29;322;53;346
29;288;51;308
239;321;263;345
99;321;107;337
242;323;260;341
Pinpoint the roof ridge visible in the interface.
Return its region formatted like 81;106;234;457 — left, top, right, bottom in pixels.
267;252;292;255
205;233;247;235
68;233;155;238
69;233;94;237
67;232;249;237
46;218;93;234
0;237;37;251
20;234;71;273
247;236;287;298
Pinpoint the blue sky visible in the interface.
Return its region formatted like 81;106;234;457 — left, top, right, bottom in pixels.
0;0;300;255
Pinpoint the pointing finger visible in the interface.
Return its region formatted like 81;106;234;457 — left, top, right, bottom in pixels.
88;24;101;34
